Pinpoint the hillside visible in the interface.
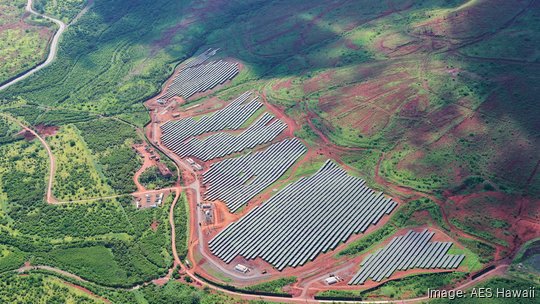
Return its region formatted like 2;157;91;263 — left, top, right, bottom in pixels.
0;0;538;303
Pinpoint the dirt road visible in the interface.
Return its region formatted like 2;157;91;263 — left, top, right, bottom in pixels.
2;114;57;203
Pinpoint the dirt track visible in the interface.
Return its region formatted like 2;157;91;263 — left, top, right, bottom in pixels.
2;114;57;203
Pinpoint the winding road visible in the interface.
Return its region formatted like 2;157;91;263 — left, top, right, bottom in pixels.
1;114;57;203
0;0;66;92
0;1;520;302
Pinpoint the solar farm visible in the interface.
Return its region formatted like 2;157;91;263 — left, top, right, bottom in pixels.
172;112;287;161
149;50;472;295
161;92;288;161
208;160;398;271
159;48;239;101
348;229;465;285
160;91;261;143
203;138;306;212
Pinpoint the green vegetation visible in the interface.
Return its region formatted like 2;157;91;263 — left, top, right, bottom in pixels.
174;193;189;260
431;276;539;304
48;124;114;200
317;272;466;300
0;0;53;84
512;238;540;281
451;218;509;247
245;277;296;294
1;271;245;304
362;272;467;300
447;244;483;273
0;137;176;287
392;198;450;231
338;225;397;257
0;115;22;144
76;118;141;194
339;198;450;257
0;272;103;303
139;166;176;190
33;0;87;23
458;238;496;264
48;246;127;284
1;0;537;300
0;244;27;273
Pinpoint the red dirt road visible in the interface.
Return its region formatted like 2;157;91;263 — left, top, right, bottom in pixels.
3;114;57;204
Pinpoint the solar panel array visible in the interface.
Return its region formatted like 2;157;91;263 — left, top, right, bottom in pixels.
161;60;239;100
349;229;465;285
184;48;218;69
172;113;287;161
161;91;260;142
209;160;398;270
203;138;306;212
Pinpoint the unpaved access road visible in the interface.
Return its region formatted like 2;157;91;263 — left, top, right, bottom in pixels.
2;114;57;203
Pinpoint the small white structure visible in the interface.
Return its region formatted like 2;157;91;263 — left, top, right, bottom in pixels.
234;264;249;273
324;276;339;285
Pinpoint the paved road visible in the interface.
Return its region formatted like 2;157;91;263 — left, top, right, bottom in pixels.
0;0;66;92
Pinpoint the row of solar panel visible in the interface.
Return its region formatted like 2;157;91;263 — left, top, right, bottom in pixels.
349;229;465;285
203;138;306;212
209;160;398;270
162;60;239;100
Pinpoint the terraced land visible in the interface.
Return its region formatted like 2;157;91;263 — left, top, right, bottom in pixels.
0;0;539;302
173;112;287;161
160;92;261;143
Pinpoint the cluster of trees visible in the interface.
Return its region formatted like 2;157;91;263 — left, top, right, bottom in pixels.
139;166;176;190
0;273;100;304
76;119;142;194
175;195;189;260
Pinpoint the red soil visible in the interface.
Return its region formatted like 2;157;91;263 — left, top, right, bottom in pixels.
18;129;36;141
150;220;159;232
447;192;540;256
62;281;111;304
300;226;469;297
303;70;336;94
272;79;292;91
34;124;59;137
344;38;360;50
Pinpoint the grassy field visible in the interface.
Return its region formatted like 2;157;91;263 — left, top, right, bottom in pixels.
0;0;54;84
245;277;297;294
48;124;114;201
317;272;466;300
